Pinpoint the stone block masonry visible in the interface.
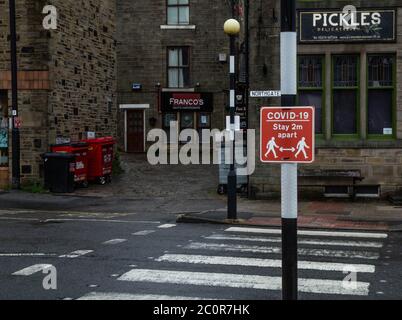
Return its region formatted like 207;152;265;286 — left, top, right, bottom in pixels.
0;0;117;185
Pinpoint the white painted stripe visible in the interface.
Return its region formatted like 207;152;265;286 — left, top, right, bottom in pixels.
230;90;235;108
118;269;369;296
158;224;176;229
186;242;379;260
225;227;388;239
156;254;375;273
132;230;156;236
13;264;53;276
59;250;94;258
282;163;298;219
0;253;57;257
103;239;127;245
78;292;211;300
230;56;235;74
42;219;161;224
206;234;383;248
280;32;297;95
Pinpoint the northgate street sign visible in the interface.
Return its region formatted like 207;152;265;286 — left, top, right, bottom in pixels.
260;107;315;163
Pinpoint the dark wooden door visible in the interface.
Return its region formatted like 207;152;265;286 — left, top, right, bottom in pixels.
127;110;144;153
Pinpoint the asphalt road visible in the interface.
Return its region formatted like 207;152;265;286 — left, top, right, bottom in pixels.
0;208;401;300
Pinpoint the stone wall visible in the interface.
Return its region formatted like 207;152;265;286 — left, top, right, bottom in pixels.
0;0;117;185
48;0;117;145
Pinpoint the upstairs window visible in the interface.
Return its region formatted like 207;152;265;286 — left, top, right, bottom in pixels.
168;47;190;88
167;0;190;25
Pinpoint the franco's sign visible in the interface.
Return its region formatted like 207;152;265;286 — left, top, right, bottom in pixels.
161;92;213;112
298;7;396;43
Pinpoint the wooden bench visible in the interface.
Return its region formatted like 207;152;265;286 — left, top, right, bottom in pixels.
299;169;365;200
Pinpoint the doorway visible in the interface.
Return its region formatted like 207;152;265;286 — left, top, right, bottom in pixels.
127;110;145;153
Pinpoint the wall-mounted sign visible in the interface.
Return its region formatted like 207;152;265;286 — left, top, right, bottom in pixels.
132;83;142;91
161;92;213;112
250;91;281;98
298;8;396;43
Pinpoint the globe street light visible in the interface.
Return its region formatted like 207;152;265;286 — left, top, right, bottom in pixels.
224;18;240;220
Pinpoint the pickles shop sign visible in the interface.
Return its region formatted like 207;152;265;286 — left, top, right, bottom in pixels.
298;6;396;43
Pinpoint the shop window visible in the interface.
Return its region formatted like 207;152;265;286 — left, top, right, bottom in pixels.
0;93;8;168
168;47;190;88
298;55;324;134
332;55;359;136
197;113;211;143
163;113;177;142
167;0;189;25
367;54;395;137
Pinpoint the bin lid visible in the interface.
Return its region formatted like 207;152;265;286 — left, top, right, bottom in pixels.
82;136;115;144
51;142;89;148
42;152;75;159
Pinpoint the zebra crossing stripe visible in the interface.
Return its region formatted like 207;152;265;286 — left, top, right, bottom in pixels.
77;292;211;300
225;227;388;239
132;230;155;236
102;239;127;245
185;242;379;260
158;224;177;229
155;254;376;273
206;234;383;248
59;250;94;258
118;269;370;296
13;264;53;276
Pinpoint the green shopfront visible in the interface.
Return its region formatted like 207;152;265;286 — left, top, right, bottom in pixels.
294;0;402;198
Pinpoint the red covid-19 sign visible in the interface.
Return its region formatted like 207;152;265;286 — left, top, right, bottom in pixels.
260;106;315;163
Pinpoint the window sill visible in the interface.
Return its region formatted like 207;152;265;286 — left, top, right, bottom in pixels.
162;88;195;92
160;25;196;30
315;139;402;149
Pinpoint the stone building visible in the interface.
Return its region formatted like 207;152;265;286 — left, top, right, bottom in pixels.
119;0;402;199
0;0;117;188
116;0;279;169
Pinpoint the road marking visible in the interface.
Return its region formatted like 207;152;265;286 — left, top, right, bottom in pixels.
0;217;160;224
118;269;370;296
43;219;161;224
158;224;177;229
59;250;94;258
156;254;376;273
77;292;212;300
225;227;388;239
13;264;53;276
206;234;383;248
102;239;127;245
186;242;379;260
132;230;155;236
0;253;57;257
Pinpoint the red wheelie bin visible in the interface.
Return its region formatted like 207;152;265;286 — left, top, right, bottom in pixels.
51;142;89;187
82;137;115;185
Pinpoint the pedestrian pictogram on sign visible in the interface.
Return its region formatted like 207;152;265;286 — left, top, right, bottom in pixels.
260;107;315;163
